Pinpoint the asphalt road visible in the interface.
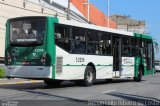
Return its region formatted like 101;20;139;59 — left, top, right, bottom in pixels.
0;73;160;106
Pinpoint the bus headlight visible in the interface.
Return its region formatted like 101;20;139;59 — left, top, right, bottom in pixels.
7;52;12;64
41;52;46;65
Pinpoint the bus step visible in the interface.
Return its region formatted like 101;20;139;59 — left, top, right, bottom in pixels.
113;76;120;78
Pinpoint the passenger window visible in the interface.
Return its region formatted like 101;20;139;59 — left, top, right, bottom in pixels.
131;38;139;56
86;30;100;55
71;27;86;54
141;40;146;58
99;32;111;55
55;24;70;52
122;37;130;57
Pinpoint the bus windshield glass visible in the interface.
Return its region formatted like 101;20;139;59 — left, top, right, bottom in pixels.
9;18;46;45
155;62;160;66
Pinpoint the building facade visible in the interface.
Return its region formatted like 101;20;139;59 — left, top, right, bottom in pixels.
110;14;145;34
71;0;116;28
0;0;116;59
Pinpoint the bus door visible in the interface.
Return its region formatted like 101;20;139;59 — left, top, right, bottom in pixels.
112;36;122;77
146;40;153;71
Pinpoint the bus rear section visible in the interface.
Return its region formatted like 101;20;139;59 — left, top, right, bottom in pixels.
5;17;50;79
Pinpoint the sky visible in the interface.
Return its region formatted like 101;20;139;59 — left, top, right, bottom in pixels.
91;0;160;58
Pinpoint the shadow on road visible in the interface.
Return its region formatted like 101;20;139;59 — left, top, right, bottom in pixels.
0;79;139;90
0;78;158;106
106;92;160;106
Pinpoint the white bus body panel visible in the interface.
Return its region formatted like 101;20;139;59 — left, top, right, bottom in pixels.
55;46;135;80
55;46;113;80
121;57;135;78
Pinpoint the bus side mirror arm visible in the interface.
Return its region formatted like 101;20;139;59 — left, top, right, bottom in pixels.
154;42;159;53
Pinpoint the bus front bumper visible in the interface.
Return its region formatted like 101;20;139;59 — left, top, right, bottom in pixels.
5;66;53;79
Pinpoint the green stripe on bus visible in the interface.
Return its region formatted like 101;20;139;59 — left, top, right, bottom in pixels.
47;17;59;79
5;20;9;65
63;65;113;67
122;65;134;67
134;33;152;39
63;65;133;67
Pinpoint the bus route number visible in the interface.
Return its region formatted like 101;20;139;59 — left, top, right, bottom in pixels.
76;57;85;62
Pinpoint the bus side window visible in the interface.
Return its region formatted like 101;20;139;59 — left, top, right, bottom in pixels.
131;38;139;56
71;27;86;54
141;40;146;58
122;37;131;57
54;24;70;52
99;32;111;55
87;30;94;54
86;30;99;55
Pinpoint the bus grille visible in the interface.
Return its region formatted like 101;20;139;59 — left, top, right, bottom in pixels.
56;57;63;74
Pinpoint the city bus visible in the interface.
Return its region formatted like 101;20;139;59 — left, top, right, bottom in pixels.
5;16;155;86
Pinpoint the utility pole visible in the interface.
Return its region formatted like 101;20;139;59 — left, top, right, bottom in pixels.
83;0;90;22
88;0;90;22
67;0;71;20
107;0;110;28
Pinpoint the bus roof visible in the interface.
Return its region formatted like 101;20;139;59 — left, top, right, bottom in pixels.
57;17;134;36
7;16;46;21
134;33;153;40
7;16;153;39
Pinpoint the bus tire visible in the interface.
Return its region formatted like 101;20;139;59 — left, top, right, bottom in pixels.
44;79;61;86
134;67;142;82
105;79;112;82
83;66;96;86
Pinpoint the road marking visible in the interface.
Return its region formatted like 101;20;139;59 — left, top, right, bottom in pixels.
0;80;43;85
154;74;160;76
101;89;116;94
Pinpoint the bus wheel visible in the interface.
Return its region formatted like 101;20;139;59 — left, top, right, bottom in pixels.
134;68;142;82
105;79;112;83
44;79;61;86
84;66;96;86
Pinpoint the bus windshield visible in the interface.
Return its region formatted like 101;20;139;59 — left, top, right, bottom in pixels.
155;62;160;66
9;18;46;45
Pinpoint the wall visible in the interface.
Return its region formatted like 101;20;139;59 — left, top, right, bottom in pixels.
0;0;117;58
0;0;66;58
0;0;85;58
71;0;117;28
48;0;84;17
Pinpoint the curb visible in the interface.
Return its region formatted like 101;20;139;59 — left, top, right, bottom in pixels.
0;78;8;80
0;78;23;80
0;80;43;85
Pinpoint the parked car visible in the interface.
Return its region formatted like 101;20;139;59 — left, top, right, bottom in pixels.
155;61;160;72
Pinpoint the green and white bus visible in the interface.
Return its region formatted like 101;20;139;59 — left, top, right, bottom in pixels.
5;16;155;86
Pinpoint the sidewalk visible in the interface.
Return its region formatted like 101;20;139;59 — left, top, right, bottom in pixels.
0;78;43;85
0;65;43;85
0;64;5;69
